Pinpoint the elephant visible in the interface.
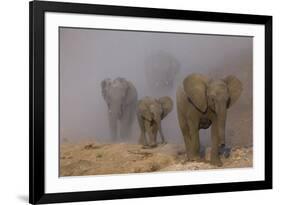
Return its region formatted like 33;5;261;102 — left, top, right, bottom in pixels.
101;77;138;141
137;96;173;148
176;73;242;166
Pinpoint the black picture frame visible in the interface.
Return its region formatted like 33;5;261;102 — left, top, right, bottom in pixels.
29;1;272;204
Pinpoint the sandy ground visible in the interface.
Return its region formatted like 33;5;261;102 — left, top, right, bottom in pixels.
60;142;252;176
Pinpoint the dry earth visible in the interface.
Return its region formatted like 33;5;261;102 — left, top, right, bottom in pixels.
60;142;252;176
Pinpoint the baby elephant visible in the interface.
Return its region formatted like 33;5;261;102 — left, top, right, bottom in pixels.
137;96;173;148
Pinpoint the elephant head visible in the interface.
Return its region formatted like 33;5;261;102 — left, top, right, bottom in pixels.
137;96;173;147
145;51;180;95
183;73;242;164
101;77;135;119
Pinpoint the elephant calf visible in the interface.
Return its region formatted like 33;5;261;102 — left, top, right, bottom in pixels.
176;73;242;166
137;96;173;148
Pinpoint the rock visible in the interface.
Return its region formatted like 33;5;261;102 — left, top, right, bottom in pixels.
84;143;95;150
218;145;231;158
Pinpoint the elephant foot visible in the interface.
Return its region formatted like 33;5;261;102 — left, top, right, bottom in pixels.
160;141;167;145
186;153;201;162
138;136;148;147
182;157;189;164
140;142;149;148
210;158;223;167
150;143;157;148
143;146;153;149
142;144;157;149
139;142;146;146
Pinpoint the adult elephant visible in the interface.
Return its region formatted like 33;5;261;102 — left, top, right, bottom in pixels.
145;51;180;96
101;77;138;141
176;73;242;166
137;96;173;148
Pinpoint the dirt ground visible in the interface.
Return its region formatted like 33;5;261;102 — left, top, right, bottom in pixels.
60;141;253;176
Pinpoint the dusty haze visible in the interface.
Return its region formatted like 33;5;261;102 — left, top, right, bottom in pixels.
59;27;253;147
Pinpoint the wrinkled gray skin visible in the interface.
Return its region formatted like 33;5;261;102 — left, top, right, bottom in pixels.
137;96;173;148
101;77;138;141
176;73;242;166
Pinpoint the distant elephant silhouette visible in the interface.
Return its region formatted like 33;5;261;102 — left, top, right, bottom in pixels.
145;51;180;96
101;77;138;141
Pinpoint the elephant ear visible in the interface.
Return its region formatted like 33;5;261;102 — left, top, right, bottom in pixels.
224;75;243;108
183;73;209;113
117;78;137;105
158;96;173;119
101;79;111;102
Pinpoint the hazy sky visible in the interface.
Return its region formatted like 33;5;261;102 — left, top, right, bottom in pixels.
59;27;253;146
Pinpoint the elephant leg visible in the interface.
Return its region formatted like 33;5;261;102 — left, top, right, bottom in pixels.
158;122;166;144
137;115;148;146
177;108;190;157
120;104;136;139
119;110;130;139
142;120;157;148
188;121;201;161
108;112;117;141
177;109;193;160
127;104;136;137
210;120;223;166
148;123;158;148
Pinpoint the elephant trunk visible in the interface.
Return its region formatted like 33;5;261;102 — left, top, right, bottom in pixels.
109;103;123;119
216;104;227;147
155;115;161;131
152;115;161;147
144;116;160;147
144;120;155;147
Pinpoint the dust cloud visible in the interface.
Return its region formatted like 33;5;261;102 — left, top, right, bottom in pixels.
59;27;252;147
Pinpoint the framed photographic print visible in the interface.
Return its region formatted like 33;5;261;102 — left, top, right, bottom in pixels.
29;0;272;204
